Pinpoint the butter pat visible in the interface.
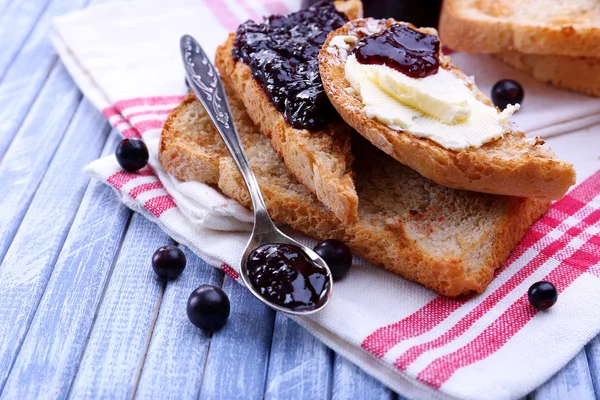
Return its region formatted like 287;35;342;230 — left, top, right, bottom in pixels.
345;54;517;152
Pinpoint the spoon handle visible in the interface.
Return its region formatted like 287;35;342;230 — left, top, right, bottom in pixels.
180;35;274;227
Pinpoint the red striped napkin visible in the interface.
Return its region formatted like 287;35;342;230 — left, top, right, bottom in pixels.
52;0;600;399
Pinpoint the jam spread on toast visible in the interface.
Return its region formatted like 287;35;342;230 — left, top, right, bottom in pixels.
233;2;347;130
246;243;329;311
352;24;440;78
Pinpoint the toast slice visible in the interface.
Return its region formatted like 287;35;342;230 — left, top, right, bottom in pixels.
439;0;600;58
160;91;550;297
495;51;600;97
319;18;576;200
213;0;363;225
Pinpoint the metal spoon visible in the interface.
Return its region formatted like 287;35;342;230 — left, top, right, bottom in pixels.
180;35;333;315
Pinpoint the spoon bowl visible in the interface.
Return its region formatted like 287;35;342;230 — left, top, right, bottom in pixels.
181;34;333;315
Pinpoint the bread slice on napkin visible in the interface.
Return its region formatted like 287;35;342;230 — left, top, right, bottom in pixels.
159;91;550;297
438;0;600;57
213;0;362;224
319;18;576;200
494;51;600;98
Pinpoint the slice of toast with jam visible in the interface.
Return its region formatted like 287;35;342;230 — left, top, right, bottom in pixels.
319;18;576;200
214;0;363;224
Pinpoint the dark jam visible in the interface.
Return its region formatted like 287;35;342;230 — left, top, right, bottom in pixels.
351;24;440;78
246;243;329;311
233;2;347;130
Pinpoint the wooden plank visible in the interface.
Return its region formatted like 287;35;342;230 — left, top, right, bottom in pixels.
0;130;130;399
134;250;223;400
0;0;91;159
531;349;596;400
585;334;600;398
0;0;53;81
332;354;395;400
67;213;170;399
264;313;333;400
0;99;110;392
197;276;275;400
0;63;81;264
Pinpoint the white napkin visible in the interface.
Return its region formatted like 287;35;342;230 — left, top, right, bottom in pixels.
53;1;600;399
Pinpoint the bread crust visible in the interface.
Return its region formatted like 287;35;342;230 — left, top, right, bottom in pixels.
160;93;550;297
439;0;600;58
212;1;363;225
318;18;576;200
495;51;600;97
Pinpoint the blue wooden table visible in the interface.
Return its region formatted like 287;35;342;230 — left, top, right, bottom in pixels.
0;1;599;399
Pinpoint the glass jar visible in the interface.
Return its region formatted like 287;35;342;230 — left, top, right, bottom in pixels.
300;0;443;28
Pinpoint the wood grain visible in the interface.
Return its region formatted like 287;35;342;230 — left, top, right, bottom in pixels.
265;313;333;400
198;276;276;400
532;349;596;400
0;0;52;80
0;130;130;399
332;354;396;400
0;100;110;392
134;248;223;400
0;0;90;158
0;63;81;264
67;213;169;399
585;336;600;398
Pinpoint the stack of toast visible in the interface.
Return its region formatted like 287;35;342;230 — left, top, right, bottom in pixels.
440;0;600;97
160;0;576;297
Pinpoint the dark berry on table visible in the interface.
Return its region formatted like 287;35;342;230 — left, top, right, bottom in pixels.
314;239;353;281
115;138;149;172
491;79;524;110
152;245;186;280
528;281;558;311
187;285;230;332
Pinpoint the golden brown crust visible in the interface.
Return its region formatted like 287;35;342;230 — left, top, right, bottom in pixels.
318;18;576;200
212;1;363;225
495;51;600;97
159;93;550;297
439;0;600;57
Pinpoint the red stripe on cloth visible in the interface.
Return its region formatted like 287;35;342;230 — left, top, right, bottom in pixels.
221;263;240;279
129;181;164;199
361;174;600;360
132;119;165;134
361;297;466;358
144;195;177;218
113;96;185;113
394;208;600;371
203;0;240;31
417;233;600;389
124;109;173;119
119;126;141;138
106;167;155;189
102;107;121;119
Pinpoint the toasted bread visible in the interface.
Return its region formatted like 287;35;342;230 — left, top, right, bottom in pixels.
159;91;550;297
439;0;600;58
319;18;576;200
494;51;600;97
213;0;363;225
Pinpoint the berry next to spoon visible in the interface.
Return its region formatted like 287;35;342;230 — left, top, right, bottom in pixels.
181;34;334;314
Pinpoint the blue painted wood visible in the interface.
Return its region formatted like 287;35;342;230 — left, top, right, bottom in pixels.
585;335;600;398
67;213;170;399
332;354;395;400
135;249;223;400
0;0;91;159
0;63;81;264
0;0;52;81
265;313;333;400
0;100;110;393
197;276;276;400
532;349;596;400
